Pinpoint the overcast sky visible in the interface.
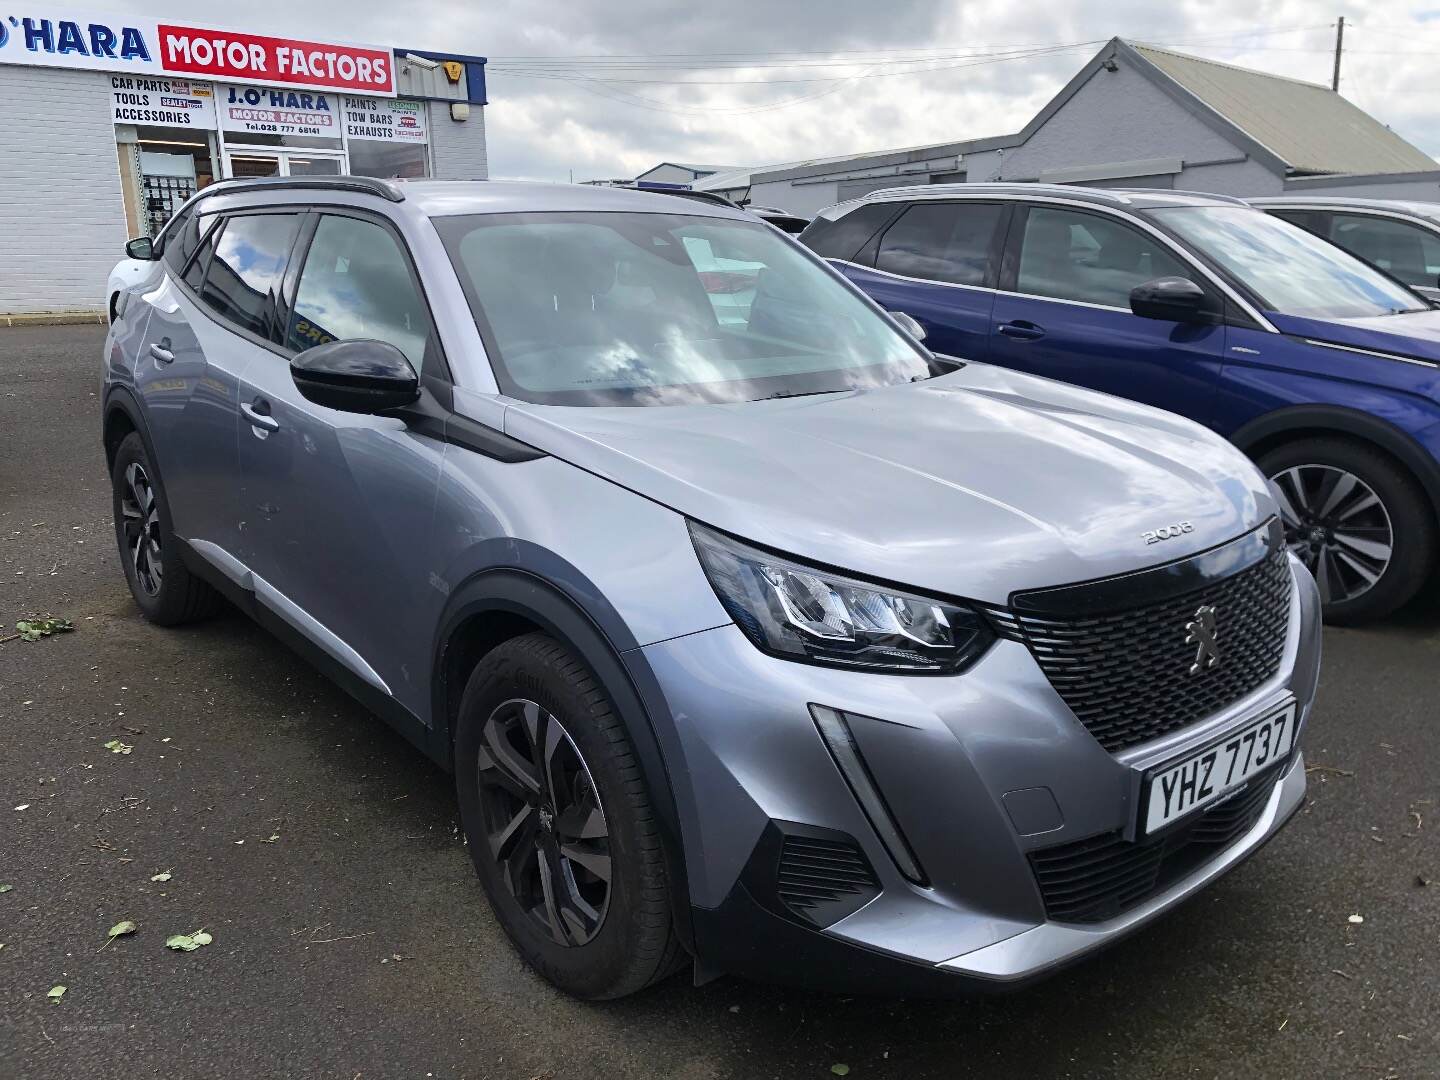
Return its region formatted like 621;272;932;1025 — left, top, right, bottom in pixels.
106;0;1440;181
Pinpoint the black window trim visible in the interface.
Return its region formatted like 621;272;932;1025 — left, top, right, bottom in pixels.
868;199;1010;290
280;205;453;384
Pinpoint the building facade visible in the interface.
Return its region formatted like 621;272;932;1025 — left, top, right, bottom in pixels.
0;8;489;315
742;40;1437;217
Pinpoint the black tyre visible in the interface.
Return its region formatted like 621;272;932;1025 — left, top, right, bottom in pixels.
454;632;683;999
1259;436;1436;623
110;432;222;625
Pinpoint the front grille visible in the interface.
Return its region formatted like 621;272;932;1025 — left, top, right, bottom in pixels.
989;548;1291;753
776;834;880;926
1029;773;1279;923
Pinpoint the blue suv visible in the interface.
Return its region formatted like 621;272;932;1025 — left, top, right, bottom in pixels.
803;184;1440;622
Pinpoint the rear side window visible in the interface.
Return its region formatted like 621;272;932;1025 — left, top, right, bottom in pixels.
183;218;219;292
199;213;303;341
1015;206;1191;308
799;203;900;262
875;202;1003;286
285;214;437;371
162;209;204;276
1267;208;1326;235
1329;214;1440;290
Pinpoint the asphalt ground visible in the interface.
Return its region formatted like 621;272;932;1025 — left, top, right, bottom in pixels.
2;324;1438;1080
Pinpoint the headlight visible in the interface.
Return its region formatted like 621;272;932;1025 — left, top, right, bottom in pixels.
689;522;993;674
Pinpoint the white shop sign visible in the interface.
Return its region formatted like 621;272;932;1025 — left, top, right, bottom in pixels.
109;74;216;129
218;83;339;138
343;96;427;142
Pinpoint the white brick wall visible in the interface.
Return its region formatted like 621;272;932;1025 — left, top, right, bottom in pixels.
0;66;128;314
427;101;488;180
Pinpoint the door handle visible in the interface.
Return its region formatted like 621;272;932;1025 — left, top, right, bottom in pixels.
996;320;1047;341
241;399;280;433
149;342;175;364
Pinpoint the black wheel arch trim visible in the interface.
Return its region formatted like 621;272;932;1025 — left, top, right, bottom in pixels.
432;551;695;952
102;385;171;506
1230;405;1440;514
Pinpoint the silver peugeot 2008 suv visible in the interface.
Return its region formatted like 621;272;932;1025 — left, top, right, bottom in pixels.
102;177;1321;999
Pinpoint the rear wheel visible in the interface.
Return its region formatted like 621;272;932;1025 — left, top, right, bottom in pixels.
110;432;221;625
1259;437;1435;623
454;632;684;999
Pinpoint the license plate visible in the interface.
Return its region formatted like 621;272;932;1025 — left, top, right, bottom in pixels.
1144;701;1297;835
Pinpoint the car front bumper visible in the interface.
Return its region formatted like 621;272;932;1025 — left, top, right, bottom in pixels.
638;554;1322;994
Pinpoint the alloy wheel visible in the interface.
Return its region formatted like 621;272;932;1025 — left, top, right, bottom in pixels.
1270;463;1394;605
120;461;163;597
475;698;612;947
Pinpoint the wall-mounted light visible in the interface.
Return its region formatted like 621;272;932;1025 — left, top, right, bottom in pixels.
403;52;440;71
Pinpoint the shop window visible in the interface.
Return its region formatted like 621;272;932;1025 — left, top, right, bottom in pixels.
347;141;430;179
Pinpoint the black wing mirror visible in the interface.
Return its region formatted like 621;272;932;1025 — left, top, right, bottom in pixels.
291;340;420;414
125;237;156;261
1129;277;1213;324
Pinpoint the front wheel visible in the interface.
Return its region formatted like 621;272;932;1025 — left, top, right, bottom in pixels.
1259;437;1435;623
454;633;684;999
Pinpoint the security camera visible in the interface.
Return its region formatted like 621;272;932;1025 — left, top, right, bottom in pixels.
403;53;441;71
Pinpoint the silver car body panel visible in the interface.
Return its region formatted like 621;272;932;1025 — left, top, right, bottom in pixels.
102;178;1321;993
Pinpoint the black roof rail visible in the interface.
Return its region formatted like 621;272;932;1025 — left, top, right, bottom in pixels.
189;175;406;206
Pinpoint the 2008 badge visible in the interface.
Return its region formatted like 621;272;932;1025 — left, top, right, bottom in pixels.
1142;520;1195;544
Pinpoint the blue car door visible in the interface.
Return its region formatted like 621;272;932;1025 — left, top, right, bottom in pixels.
987;203;1227;428
832;200;1007;362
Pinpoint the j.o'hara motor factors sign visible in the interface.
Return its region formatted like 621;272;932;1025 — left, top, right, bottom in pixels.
0;8;396;95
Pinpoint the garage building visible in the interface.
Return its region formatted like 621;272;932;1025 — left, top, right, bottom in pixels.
740;39;1438;216
0;8;488;317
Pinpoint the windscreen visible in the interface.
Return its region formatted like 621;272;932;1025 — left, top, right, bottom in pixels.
1146;205;1427;319
436;211;933;406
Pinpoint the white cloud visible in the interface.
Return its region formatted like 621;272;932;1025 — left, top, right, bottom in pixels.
98;0;1440;179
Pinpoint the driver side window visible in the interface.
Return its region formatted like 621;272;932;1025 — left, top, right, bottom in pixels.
286;214;437;372
1016;207;1193;309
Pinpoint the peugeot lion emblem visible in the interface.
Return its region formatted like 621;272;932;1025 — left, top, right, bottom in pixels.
1185;605;1220;675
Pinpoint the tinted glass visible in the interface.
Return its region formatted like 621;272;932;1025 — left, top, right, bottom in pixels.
1266;208;1326;234
200;213;302;340
439;211;934;407
799;203;900;261
286;215;435;370
183;219;219;292
1150;205;1426;318
1016;206;1191;308
1329;214;1440;289
876;202;1002;285
162;209;201;275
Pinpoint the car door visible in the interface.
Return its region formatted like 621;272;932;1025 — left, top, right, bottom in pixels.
134;207;259;560
235;209;447;716
835;200;1006;361
988;203;1227;427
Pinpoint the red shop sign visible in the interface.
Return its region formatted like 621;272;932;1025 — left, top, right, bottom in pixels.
156;24;395;96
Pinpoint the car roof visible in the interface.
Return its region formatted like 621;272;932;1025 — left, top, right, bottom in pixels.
185;177;757;223
855;182;1251;212
1248;195;1440;223
399;179;754;220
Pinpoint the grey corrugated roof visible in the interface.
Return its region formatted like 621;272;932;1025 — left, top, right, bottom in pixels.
1129;43;1435;175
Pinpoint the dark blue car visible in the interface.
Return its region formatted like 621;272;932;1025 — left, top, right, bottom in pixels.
801;184;1440;622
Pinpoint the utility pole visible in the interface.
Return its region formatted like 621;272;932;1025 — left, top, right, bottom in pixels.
1332;15;1345;91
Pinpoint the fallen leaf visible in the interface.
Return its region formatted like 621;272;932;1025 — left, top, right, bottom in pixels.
0;885;11;894
102;740;133;756
1347;914;1365;925
150;871;172;883
15;617;75;642
831;1065;851;1077
165;930;212;952
47;985;66;1003
13;805;29;812
108;920;136;939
